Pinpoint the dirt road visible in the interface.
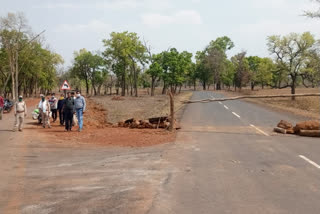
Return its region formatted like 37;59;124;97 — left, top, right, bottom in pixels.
0;111;174;214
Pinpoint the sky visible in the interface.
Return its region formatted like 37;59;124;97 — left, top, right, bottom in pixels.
1;0;320;67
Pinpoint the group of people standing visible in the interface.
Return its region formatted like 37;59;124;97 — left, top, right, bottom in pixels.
38;91;86;132
0;91;86;132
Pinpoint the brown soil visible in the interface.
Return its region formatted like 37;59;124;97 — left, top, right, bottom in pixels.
91;91;193;124
218;88;320;119
24;95;178;147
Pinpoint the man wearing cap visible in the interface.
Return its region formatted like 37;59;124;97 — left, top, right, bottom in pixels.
38;94;51;128
13;95;27;132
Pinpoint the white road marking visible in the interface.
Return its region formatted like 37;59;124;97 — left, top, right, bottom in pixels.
299;155;320;169
232;112;241;118
250;124;269;136
218;102;222;105
224;105;229;110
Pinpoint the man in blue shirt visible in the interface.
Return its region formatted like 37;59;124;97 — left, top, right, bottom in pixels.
74;91;86;132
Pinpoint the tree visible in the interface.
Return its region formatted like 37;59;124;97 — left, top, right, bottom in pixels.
71;49;107;95
103;31;147;97
146;53;162;96
0;12;29;100
195;51;211;90
247;56;261;90
159;48;192;94
304;0;320;18
205;36;234;90
186;62;197;91
257;58;274;89
301;50;320;88
231;52;250;91
267;32;316;99
221;60;235;90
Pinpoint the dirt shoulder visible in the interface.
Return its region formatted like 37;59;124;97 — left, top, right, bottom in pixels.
217;88;320;120
91;91;193;124
24;92;193;147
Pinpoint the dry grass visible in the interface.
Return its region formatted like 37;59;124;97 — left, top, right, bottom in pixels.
91;90;193;124
219;87;320;119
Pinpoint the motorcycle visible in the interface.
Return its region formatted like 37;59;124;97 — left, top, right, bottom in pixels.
4;99;14;113
32;108;52;124
32;108;42;124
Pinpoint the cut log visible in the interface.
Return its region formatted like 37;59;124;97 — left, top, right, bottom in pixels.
277;120;293;129
118;120;125;127
286;128;295;135
274;127;286;134
125;118;134;124
149;117;168;124
294;121;320;133
299;130;320;137
129;120;140;129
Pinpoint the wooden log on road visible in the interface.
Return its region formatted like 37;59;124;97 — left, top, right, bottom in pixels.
274;127;287;134
299;130;320;137
183;93;320;104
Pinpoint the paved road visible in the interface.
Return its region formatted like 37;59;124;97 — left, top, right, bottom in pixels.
148;91;320;214
1;91;320;213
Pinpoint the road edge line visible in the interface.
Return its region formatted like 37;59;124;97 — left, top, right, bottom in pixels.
299;155;320;169
250;124;269;136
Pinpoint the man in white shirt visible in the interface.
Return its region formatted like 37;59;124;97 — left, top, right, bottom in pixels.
49;93;58;122
38;94;51;128
13;95;27;132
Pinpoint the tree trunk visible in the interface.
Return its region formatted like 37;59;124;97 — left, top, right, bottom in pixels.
251;82;255;91
169;91;174;132
85;78;89;95
15;49;19;100
1;74;11;95
151;77;155;96
162;81;167;95
203;81;206;90
216;81;221;90
121;74;126;96
291;75;296;101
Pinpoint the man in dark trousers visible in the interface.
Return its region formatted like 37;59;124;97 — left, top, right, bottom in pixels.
49;93;58;122
57;94;65;126
63;92;74;131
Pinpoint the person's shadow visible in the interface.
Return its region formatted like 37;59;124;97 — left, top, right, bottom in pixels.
0;129;12;132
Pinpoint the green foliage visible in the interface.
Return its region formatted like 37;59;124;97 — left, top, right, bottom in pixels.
231;52;250;90
256;58;274;88
103;31;147;96
71;49;106;95
221;60;235;88
267;32;317;94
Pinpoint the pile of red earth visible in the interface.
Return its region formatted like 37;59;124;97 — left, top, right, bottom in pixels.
274;120;320;137
117;117;180;130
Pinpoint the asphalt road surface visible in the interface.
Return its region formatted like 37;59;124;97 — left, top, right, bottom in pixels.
148;91;320;214
1;91;320;214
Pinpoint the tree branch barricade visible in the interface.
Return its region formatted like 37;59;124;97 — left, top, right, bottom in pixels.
182;93;320;104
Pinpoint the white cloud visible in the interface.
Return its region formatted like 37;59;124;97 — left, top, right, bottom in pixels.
54;20;111;34
250;0;288;9
141;10;203;27
236;19;320;36
33;0;172;11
